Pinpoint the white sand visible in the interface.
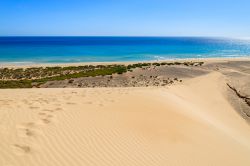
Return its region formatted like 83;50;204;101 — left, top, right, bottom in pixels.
0;72;250;166
1;57;250;68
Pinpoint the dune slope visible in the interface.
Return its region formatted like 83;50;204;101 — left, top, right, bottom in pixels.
0;72;250;166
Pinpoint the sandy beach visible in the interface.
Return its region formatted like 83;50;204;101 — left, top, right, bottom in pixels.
1;57;250;68
0;58;250;166
2;0;250;164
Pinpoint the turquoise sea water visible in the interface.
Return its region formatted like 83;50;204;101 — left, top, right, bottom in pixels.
0;37;250;63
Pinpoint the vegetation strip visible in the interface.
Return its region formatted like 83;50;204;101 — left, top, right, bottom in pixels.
0;61;204;88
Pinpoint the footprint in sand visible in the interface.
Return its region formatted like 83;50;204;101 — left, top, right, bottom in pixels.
38;111;54;123
42;100;49;104
55;107;63;111
23;122;36;127
29;106;40;110
13;144;31;155
66;102;76;105
41;118;51;124
23;128;35;137
39;111;52;116
16;122;37;138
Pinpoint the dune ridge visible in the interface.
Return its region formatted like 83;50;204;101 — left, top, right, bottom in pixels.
0;72;250;166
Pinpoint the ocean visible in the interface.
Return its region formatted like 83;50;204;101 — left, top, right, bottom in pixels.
0;37;249;64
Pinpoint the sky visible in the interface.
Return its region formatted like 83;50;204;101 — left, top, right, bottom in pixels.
0;0;250;37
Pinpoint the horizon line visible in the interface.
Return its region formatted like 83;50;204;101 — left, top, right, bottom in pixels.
0;35;236;38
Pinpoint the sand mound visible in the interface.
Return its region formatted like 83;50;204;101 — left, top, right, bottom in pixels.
0;72;250;166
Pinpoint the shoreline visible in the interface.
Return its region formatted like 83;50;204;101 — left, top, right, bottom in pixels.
0;56;250;68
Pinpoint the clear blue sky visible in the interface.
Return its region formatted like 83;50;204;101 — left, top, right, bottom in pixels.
0;0;249;37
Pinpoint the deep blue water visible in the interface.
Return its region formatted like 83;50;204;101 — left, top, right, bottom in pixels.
0;37;250;63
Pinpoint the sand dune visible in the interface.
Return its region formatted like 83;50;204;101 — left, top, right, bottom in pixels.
1;72;250;166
